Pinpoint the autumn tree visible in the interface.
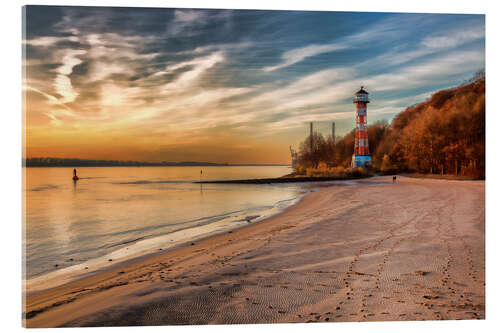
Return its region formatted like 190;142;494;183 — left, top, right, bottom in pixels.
297;132;327;169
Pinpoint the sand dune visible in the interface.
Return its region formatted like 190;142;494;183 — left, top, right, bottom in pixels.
24;176;485;327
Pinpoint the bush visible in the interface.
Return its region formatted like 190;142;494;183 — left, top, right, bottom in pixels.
294;165;307;175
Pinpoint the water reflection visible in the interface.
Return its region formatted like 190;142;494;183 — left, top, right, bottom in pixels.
24;166;301;279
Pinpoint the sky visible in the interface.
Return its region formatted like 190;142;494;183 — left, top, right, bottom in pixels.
23;6;485;164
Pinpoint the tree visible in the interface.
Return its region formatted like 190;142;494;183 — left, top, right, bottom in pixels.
297;132;327;169
380;154;394;173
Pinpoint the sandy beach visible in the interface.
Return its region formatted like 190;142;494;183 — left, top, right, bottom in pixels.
23;176;485;327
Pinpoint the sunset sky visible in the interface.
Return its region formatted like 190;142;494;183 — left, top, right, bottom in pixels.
23;6;484;164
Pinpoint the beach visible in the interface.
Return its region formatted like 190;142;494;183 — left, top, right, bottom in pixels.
24;176;485;327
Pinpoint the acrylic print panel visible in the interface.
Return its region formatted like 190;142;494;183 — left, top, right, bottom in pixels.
22;4;485;328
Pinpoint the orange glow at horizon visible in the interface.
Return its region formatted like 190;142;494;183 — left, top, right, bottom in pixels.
24;93;294;164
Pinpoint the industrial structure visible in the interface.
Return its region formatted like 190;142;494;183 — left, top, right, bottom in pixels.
289;121;336;168
351;87;372;168
309;122;313;151
289;146;298;168
331;122;335;144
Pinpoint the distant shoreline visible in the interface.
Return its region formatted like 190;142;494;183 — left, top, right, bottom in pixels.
23;165;290;168
197;174;372;184
23;161;290;168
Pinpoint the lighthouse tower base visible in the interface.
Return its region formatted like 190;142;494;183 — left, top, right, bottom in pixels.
352;155;372;168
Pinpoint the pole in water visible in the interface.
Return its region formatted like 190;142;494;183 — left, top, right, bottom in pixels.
73;168;79;181
199;170;203;193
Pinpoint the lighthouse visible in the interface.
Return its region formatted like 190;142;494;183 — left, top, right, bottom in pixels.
351;86;372;168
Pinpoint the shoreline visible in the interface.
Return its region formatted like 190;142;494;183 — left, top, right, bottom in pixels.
24;186;310;295
197;175;372;184
399;173;484;181
24;182;316;322
25;175;369;291
24;176;485;327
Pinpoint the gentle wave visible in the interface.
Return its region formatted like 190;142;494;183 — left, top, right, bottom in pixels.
29;184;59;192
112;180;190;184
25;188;308;292
24;166;301;287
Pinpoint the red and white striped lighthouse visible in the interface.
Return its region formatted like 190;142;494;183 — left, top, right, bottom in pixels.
351;86;372;168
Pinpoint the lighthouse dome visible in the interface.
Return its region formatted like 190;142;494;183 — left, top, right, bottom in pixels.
355;86;369;95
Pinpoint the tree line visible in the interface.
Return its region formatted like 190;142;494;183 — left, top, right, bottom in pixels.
23;158;229;167
295;73;485;178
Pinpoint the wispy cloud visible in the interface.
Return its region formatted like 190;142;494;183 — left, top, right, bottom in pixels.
263;44;347;72
242;47;483;132
24;35;79;47
263;111;353;131
363;49;484;92
53;49;86;103
365;23;485;70
420;24;484;50
175;9;204;23
263;14;426;72
162;51;224;90
167;9;208;36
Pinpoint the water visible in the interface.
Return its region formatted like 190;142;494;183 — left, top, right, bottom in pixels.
23;166;307;283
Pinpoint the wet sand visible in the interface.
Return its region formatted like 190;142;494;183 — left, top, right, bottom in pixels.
24;176;485;327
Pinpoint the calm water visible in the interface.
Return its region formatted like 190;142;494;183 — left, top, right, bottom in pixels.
23;166;307;280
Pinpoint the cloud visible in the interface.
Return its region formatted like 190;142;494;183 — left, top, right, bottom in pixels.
161;51;225;92
24;85;60;105
368;26;485;67
364;49;484;92
57;49;85;75
367;106;404;116
83;33;158;82
264;111;353;131
169;87;252;109
87;61;133;83
53;49;86;103
24;35;79;47
24;85;85;129
364;24;485;69
167;9;208;36
175;10;204;23
421;25;484;50
180;41;254;55
252;68;355;106
263;14;423;72
263;43;347;72
243;48;483;130
382;92;434;108
342;15;408;44
54;75;78;104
